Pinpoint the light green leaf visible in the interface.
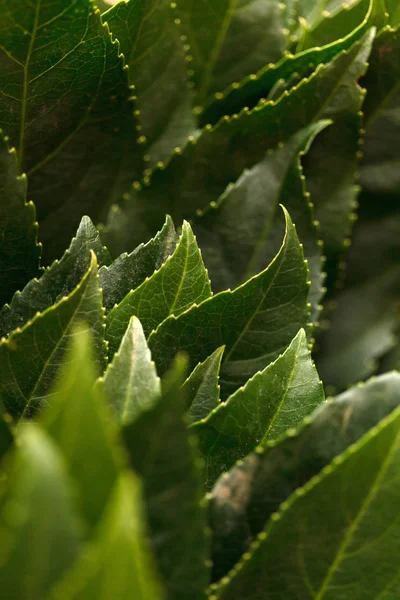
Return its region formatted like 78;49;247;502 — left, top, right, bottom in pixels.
0;0;142;259
149;209;310;398
0;215;110;338
105;31;375;249
99;215;177;311
49;474;164;600
106;221;211;357
386;0;400;25
175;0;287;105
214;399;400;600
42;325;119;531
98;316;161;425
184;346;224;424
0;132;40;307
200;2;372;125
0;252;105;421
0;425;83;600
122;355;210;600
194;121;329;322
192;329;324;490
361;25;400;195
0;405;13;463
209;372;400;580
103;0;196;164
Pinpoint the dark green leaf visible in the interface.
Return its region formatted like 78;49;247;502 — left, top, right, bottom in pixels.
0;425;83;600
184;346;224;425
175;0;287;105
0;406;13;464
213;400;400;600
106;221;211;356
200;4;372;126
192;329;324;490
194;121;329;322
50;474;164;600
99;316;161;425
149;209;310;398
104;31;375;248
316;210;400;391
0;132;40;307
0;215;110;338
122;355;210;600
300;30;373;283
99;215;177;311
42;325;119;531
0;252;105;420
0;0;142;259
209;372;400;580
360;25;400;196
103;0;196;164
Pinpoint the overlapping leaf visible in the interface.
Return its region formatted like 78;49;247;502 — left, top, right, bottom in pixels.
0;133;40;307
103;0;196;163
99;215;177;310
51;474;164;600
106;221;211;356
0;0;142;258
209;372;400;580
184;346;224;424
214;400;400;600
0;252;105;420
149;210;309;398
192;329;324;490
104;31;375;249
99;316;161;425
42;326;119;531
0;216;110;338
0;426;83;600
194;121;329;322
175;0;287;104
122;355;209;600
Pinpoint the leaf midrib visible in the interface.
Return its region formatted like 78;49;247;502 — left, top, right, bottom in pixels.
314;424;400;599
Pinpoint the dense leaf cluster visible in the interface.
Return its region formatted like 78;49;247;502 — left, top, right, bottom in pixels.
1;0;400;598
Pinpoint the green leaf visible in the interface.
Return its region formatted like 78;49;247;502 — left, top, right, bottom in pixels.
103;0;196;164
0;0;142;259
99;215;177;311
300;0;375;50
184;346;224;424
192;329;324;490
42;325;119;531
106;221;212;357
316;210;400;391
360;25;400;196
98;316;161;425
105;30;375;248
0;252;105;421
209;372;400;580
149;209;309;398
175;0;287;105
200;2;372;126
386;0;400;25
0;132;40;307
213;400;400;600
0;215;110;338
301;39;374;283
50;474;164;600
122;355;210;600
194;121;329;322
0;425;83;600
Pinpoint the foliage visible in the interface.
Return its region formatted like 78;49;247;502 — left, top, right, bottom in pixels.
1;0;400;598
